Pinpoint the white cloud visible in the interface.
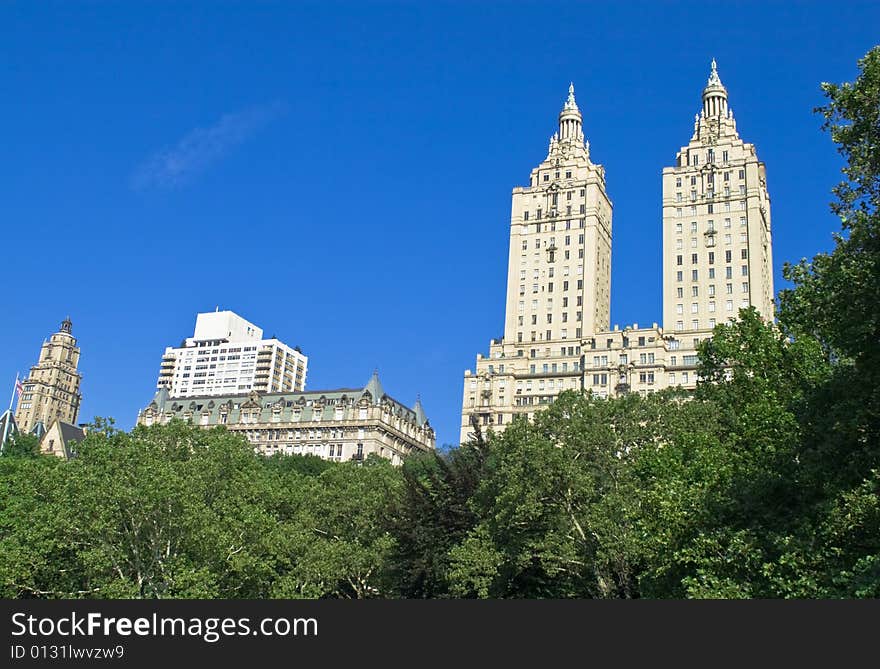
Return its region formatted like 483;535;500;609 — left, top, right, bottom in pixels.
133;103;284;189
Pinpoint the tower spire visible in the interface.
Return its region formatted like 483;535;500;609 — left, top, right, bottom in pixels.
702;58;728;118
558;81;583;144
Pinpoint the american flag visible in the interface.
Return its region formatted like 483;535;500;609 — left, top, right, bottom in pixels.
15;377;23;397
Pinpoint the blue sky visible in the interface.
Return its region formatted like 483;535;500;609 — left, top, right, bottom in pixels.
1;1;878;447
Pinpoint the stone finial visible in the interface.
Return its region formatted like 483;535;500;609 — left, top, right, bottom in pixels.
706;58;723;88
563;82;579;112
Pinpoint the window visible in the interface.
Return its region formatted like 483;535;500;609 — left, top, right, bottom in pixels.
738;169;745;179
742;265;749;276
675;223;682;233
708;251;715;264
726;300;733;312
565;171;572;179
676;287;683;298
726;267;733;279
692;270;699;281
691;221;698;232
727;283;733;294
742;282;749;293
691;303;698;314
676;304;683;314
677;255;683;266
691;253;698;264
725;250;732;263
676;271;683;282
676;177;682;187
523;211;529;221
709;284;715;296
692;286;699;297
709;301;716;312
741;248;748;259
676;320;683;331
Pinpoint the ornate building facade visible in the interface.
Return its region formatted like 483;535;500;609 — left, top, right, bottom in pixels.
461;63;774;443
15;317;83;434
138;371;435;465
662;59;774;331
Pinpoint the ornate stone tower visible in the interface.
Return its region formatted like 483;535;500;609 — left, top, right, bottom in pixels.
502;83;613;344
461;84;613;442
661;60;774;332
15;317;83;433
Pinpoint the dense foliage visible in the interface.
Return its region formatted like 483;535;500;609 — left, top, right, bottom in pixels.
1;48;878;599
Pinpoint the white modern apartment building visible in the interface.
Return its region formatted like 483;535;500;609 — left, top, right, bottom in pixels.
156;310;308;397
461;63;774;443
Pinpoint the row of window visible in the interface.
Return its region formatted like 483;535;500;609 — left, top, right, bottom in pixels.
676;297;750;314
676;168;743;188
674;315;741;331
516;329;583;343
677;252;749;265
686;151;745;170
676;235;749;250
518;311;584;326
534;171;582;185
525;204;587;221
676;282;748;298
676;265;748;282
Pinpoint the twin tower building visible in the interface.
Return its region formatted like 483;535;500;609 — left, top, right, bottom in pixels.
460;61;774;442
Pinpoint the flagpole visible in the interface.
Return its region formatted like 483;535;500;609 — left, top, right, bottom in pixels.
6;372;17;413
1;372;18;452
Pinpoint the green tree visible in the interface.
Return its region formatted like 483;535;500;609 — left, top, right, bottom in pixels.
270;456;403;599
385;443;487;598
1;432;40;458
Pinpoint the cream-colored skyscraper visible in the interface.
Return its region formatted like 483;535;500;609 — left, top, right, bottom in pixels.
15;317;82;434
461;85;618;442
503;84;613;344
461;65;777;445
662;60;774;332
